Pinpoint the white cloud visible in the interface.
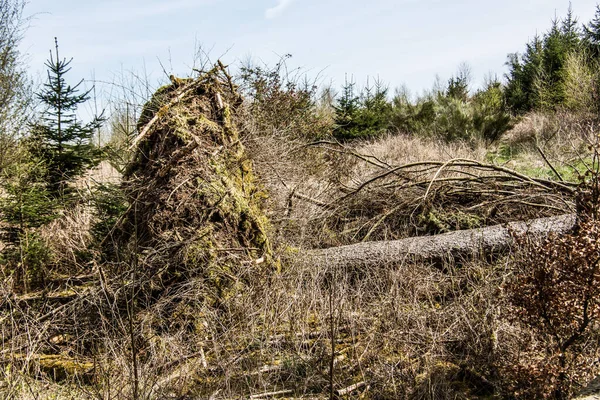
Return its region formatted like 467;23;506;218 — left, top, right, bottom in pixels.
265;0;295;19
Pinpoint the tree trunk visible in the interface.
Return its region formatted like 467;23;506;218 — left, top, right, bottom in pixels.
304;214;577;268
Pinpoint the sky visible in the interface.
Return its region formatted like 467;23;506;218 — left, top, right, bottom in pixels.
18;0;600;106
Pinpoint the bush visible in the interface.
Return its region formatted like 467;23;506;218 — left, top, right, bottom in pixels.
239;55;331;139
472;80;514;142
503;167;600;398
562;51;598;113
0;231;51;293
0;154;55;230
390;80;513;143
90;182;128;258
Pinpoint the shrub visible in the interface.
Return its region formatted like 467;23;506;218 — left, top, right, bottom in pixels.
562;51;598;113
0;231;51;293
239;55;331;139
390;83;512;143
503;166;600;399
433;95;474;141
0;152;55;230
472;80;514;142
90;182;128;258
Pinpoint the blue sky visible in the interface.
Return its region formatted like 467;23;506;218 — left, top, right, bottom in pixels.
20;0;600;102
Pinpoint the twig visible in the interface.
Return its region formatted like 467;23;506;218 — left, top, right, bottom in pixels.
336;381;366;396
249;389;293;399
536;145;564;182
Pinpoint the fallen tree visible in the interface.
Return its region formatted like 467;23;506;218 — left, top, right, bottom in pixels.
304;213;577;268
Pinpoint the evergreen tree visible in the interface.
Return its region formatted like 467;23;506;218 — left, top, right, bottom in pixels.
505;35;544;112
472;79;513;142
561;3;580;48
29;38;104;197
539;16;579;107
333;78;392;140
446;64;471;102
446;75;469;102
0;147;55;293
333;78;361;139
505;6;581;113
0;151;55;231
583;5;600;58
359;79;392;135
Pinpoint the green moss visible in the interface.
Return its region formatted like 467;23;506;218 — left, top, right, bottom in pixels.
10;354;94;382
420;209;483;233
184;228;217;265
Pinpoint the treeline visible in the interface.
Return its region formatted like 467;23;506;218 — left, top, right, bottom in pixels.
324;4;600;142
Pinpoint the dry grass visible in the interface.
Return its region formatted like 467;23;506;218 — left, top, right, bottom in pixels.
246;122;576;248
0;245;517;399
355;132;488;168
38;204;94;272
493;110;597;178
2;83;600;400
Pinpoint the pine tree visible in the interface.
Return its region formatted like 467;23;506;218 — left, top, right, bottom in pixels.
333;78;361;139
29;38;104;197
0;151;55;231
446;64;471;102
0;148;55;293
333;78;392;140
505;35;544;112
561;3;580;49
583;5;600;57
505;5;585;113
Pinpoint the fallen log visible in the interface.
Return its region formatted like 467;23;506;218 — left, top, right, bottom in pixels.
305;214;577;268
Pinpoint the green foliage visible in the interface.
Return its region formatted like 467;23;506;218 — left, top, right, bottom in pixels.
562;51;598;112
28;38;104;197
104;105;136;173
472;80;514;142
0;145;55;292
239;55;330;139
446;65;470;102
90;183;128;257
0;150;55;230
0;229;51;292
505;5;584;113
505;36;544;112
333;78;392;140
583;4;600;57
390;72;513;142
433;95;474;141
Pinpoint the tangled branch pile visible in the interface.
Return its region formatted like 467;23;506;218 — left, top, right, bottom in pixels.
274;139;578;248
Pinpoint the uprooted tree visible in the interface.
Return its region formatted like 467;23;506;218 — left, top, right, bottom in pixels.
117;61;273;299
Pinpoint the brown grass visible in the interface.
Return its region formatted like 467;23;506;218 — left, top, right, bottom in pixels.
2;85;599;399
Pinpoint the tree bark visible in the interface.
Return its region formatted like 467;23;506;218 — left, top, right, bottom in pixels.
304;214;577;268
